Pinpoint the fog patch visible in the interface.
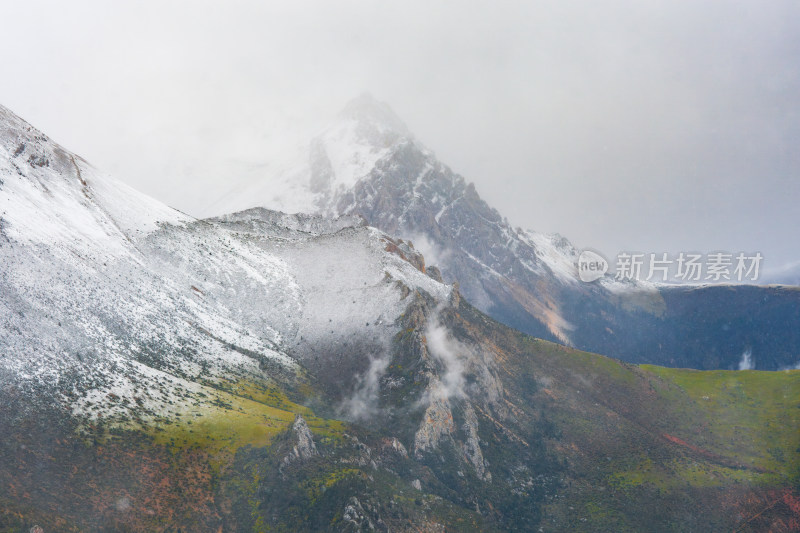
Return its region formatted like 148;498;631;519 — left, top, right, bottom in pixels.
338;354;391;421
423;313;471;402
409;232;451;272
737;348;755;370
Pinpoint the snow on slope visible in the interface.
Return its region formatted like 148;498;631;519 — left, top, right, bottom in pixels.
0;105;188;260
0;103;298;419
0;103;452;424
315;93;413;194
195;96;598;346
207;208;450;355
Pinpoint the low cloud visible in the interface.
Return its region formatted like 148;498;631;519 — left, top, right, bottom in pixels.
339;353;390;421
409;233;451;272
738;348;754;370
424;313;470;402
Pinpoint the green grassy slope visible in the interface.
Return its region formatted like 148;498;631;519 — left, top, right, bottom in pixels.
452;301;800;532
2;300;798;532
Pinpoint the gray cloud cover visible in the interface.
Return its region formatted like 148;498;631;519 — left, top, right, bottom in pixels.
2;0;798;267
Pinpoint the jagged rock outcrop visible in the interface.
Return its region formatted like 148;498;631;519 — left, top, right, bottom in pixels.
286;414;318;462
380;437;408;459
413;394;456;458
342;496;382;532
461;403;491;482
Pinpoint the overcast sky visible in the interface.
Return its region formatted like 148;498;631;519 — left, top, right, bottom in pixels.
2;1;799;271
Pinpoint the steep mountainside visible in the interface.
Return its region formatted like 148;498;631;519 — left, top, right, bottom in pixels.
1;103;798;532
0;102;447;420
215;94;800;371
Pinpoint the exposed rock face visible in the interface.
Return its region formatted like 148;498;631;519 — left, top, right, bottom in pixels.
380;437;408;459
386;292;498;481
342;496;380;531
412;392;492;482
380;235;426;274
426;265;444;283
286;415;318;462
461;403;491;482
413;394;456;458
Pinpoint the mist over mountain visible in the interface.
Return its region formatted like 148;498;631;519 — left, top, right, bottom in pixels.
214;95;800;371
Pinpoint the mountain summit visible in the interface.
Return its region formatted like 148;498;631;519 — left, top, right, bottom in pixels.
304;93;418;214
338;92;411;140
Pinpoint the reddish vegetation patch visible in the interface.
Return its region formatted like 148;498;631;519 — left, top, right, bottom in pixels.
660;432;765;473
784;491;800;515
662;433;711;457
541;388;558;400
724;488;800;532
0;429;225;532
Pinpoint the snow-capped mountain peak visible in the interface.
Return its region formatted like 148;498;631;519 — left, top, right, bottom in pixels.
305;94;422;214
208;95;423;218
337;92;412;142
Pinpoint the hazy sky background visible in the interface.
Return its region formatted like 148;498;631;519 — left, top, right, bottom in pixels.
2;1;799;271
